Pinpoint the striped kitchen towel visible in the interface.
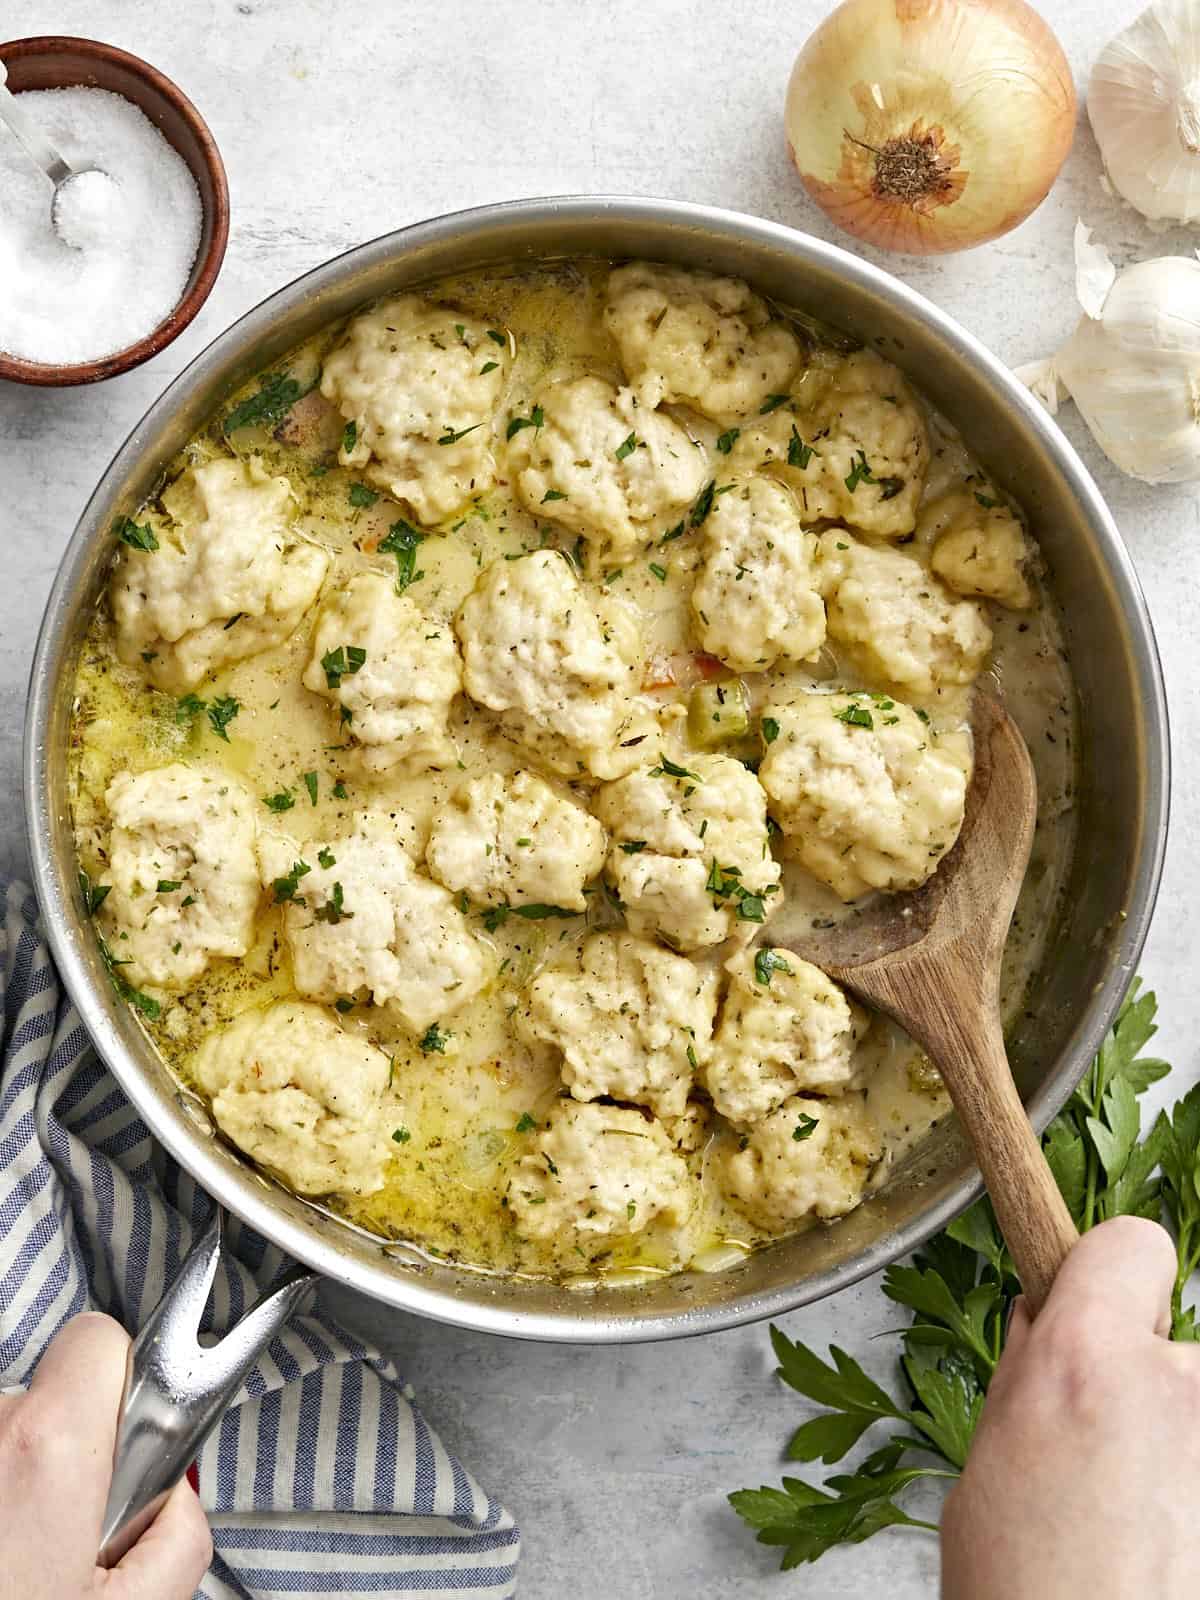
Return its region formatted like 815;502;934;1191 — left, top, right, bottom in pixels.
0;879;521;1598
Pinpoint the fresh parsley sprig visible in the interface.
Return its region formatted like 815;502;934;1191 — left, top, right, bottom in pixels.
729;982;1198;1569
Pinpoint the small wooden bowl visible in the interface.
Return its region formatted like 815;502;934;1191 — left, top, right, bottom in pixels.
0;36;229;387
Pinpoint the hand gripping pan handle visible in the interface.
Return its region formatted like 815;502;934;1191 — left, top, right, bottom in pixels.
98;1211;317;1567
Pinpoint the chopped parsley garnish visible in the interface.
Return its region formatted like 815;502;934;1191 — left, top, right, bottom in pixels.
313;880;352;924
378;518;426;594
843;450;875;493
759;393;789;414
79;870;111;917
648;562;668;582
392;1126;412;1144
515;1112;537;1134
621;840;648;854
627;1201;637;1220
615;431;638;461
223;371;303;434
332;780;349;799
915;708;931;725
314;846;334;868
223;612;245;631
175;693;206;724
272;860;311;903
834;703;874;730
487;329;507;346
689;480;717;529
437;421;483;446
348;482;378;508
482;903;577;931
98;935;161;1020
649;753;703;783
659;520;686;545
762;716;781;745
792;1114;820;1142
303;771;319;806
115;517;158;552
707;859;770;923
156;880;182;894
787;426;816;469
754;948;795;987
506;405;544;440
878;476;905;500
480;360;499;375
335;997;354;1013
206;696;241;743
686;1043;699;1071
975;491;1000;509
419;1022;450;1054
320;645;367;689
542;488;567;503
342;420;358;454
716;427;740;454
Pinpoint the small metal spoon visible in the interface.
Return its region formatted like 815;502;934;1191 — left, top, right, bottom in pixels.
0;60;110;247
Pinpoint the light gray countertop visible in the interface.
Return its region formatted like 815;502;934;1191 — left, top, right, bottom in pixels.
3;2;1197;1594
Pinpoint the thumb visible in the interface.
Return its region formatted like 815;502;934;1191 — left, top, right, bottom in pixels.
1038;1215;1176;1338
102;1479;212;1600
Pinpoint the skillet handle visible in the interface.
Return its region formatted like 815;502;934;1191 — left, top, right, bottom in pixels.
97;1211;318;1568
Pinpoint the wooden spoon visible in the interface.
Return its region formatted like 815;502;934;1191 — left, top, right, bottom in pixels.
783;691;1076;1314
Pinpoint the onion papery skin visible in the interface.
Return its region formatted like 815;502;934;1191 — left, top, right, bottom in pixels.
785;0;1077;255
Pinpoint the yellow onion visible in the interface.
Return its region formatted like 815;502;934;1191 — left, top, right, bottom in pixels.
785;0;1077;254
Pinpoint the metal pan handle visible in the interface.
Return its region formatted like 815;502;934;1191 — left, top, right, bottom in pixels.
98;1211;318;1568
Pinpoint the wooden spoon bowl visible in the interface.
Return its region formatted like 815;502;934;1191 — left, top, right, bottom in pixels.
785;691;1077;1313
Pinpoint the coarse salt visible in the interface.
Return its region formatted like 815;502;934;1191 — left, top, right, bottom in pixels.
0;86;203;366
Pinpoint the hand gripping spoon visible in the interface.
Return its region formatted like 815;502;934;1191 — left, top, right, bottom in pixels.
783;691;1077;1314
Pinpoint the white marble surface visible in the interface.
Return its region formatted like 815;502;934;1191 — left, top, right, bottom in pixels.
2;1;1198;1594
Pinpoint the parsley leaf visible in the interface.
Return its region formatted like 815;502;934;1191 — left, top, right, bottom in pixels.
614;431;638;461
419;1022;450;1054
320;645;367;689
762;716;780;745
303;770;319;806
206;695;241;742
716;427;740;454
844;450;875;493
835;703;874;730
342;419;358;454
787;426;816;469
79;869;111;917
689;480;717;529
729;981;1200;1571
759;393;790;414
317;847;336;870
115;516;158;552
438;421;483;445
506;405;544;440
272;860;311;903
649;753;703;782
755;948;794;987
313;880;352;924
378;519;426;594
223;371;303;434
348;482;379;508
515;1112;537;1133
392;1126;412;1144
263;788;295;812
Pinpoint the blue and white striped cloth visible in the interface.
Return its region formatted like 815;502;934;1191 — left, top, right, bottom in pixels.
0;879;521;1597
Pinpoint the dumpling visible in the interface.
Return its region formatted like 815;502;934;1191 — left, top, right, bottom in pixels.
193;1000;392;1197
110;457;328;692
508;1100;693;1242
705;948;866;1125
302;572;462;773
690;477;825;671
816;530;992;698
604;262;802;419
594;753;781;951
507;376;707;571
721;1093;881;1228
731;349;928;539
425;770;607;912
100;764;260;989
455;549;655;780
320;294;511;524
517;931;717;1120
758;691;971;901
259;810;490;1036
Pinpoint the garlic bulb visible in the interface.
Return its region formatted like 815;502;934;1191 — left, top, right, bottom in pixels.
1089;0;1200;227
784;0;1077;255
1016;222;1200;483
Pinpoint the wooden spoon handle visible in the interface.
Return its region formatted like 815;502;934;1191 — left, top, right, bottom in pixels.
933;1010;1077;1315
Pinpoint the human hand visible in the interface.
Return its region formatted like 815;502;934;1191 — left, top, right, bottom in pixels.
0;1311;211;1599
941;1215;1199;1599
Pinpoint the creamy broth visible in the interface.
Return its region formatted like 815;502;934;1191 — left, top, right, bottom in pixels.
69;260;1076;1282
